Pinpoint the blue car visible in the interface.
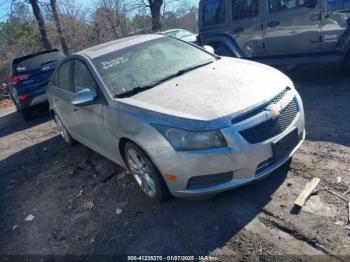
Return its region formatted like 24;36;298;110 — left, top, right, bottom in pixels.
8;49;65;120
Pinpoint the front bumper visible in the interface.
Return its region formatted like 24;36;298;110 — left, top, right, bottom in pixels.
149;92;305;198
174;130;305;197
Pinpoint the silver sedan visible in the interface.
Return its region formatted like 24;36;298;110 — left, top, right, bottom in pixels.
47;34;305;201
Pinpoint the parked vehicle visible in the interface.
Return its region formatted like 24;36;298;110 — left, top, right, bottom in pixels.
162;29;198;44
8;49;65;120
198;0;350;69
47;34;305;201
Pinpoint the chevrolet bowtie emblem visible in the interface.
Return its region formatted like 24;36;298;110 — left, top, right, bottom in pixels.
266;104;282;119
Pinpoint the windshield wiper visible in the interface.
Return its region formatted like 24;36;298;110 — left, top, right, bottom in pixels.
114;60;214;98
173;60;214;77
115;83;158;98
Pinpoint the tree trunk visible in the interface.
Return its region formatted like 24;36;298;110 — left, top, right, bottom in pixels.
29;0;52;50
50;0;69;55
148;0;163;32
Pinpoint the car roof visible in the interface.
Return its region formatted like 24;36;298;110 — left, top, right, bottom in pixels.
77;34;164;59
163;29;187;33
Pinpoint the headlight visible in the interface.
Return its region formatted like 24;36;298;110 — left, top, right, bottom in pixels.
153;125;227;151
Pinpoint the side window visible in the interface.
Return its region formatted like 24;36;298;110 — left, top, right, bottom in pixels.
232;0;259;20
327;0;343;10
73;60;98;97
202;0;226;26
269;0;306;12
58;61;74;92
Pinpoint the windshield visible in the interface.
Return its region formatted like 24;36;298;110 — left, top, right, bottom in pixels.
165;29;195;39
13;51;65;73
93;37;215;96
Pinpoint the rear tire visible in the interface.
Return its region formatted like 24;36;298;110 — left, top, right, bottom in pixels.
21;109;33;121
53;113;74;145
123;142;170;201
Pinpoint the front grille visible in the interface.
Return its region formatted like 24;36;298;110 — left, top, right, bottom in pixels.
239;98;298;144
232;87;290;125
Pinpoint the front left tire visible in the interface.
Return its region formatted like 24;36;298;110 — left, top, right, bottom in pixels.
123;142;170;201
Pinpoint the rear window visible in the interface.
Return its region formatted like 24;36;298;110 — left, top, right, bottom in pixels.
13;51;65;74
232;0;259;20
202;0;226;26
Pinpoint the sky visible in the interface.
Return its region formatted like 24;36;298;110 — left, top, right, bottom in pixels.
0;0;199;22
0;0;12;20
0;0;93;22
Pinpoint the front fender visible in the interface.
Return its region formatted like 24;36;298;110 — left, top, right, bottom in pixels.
202;34;244;58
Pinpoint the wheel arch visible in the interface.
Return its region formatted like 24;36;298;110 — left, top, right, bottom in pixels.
202;34;244;58
118;137;163;174
118;136;171;190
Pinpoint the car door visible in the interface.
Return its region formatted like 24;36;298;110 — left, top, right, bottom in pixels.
50;60;77;136
71;59;119;160
264;0;322;56
320;0;350;52
229;0;265;57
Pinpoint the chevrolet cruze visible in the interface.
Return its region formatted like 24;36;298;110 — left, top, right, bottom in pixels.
47;34;305;201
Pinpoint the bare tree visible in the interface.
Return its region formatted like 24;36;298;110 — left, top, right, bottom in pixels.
50;0;69;55
131;0;163;32
28;0;52;50
148;0;163;31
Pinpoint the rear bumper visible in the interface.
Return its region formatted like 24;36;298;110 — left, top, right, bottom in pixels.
17;87;48;110
30;93;47;107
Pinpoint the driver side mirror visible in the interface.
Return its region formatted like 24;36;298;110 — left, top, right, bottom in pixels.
304;0;317;8
203;45;215;54
71;88;95;106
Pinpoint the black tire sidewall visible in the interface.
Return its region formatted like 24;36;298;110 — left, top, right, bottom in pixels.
53;113;74;145
21;109;33;121
123;142;170;201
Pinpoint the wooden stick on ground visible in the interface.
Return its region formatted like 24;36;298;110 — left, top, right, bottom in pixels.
326;189;349;203
294;177;321;207
325;188;350;224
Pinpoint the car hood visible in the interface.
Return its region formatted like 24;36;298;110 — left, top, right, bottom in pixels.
118;58;294;130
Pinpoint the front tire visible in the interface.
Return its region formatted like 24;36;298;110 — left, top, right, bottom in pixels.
124;142;170;201
53;113;74;145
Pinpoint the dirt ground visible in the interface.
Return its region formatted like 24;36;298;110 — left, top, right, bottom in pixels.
0;64;350;260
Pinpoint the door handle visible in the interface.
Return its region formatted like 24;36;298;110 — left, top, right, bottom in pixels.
54;98;59;102
267;21;280;28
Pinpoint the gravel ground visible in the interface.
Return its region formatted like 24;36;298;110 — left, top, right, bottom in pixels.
0;64;349;260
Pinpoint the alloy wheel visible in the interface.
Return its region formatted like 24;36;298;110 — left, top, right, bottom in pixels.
126;148;157;197
54;115;69;143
